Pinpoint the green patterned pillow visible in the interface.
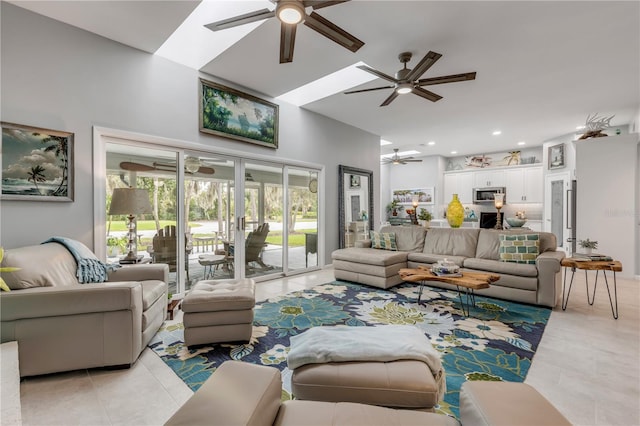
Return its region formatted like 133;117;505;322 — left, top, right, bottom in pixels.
499;233;540;264
369;231;398;251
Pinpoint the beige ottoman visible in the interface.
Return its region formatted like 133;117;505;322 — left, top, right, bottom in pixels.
182;279;255;346
291;360;444;411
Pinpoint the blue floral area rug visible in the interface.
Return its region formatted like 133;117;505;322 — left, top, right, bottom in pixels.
149;281;550;418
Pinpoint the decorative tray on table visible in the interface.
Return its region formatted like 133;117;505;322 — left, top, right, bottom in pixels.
431;259;462;277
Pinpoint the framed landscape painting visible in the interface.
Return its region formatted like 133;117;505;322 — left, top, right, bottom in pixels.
1;122;74;201
199;78;279;149
392;187;435;205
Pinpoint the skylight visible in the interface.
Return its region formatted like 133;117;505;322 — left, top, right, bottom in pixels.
380;139;392;146
276;61;378;106
380;150;420;159
154;0;271;70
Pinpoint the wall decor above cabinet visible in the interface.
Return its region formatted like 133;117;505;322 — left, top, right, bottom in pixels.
445;147;542;171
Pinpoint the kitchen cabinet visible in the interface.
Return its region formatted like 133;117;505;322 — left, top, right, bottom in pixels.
473;169;505;188
504;166;543;203
444;172;473;204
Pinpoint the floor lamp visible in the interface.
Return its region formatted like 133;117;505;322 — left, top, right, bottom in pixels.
109;187;153;262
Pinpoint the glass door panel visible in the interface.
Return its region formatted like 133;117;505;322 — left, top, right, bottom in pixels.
106;143;183;294
288;168;319;272
244;162;283;279
183;153;236;286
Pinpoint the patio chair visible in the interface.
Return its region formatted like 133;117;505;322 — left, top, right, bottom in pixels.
151;225;192;280
217;223;271;272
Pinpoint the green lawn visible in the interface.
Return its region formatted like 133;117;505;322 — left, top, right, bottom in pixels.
108;220;201;232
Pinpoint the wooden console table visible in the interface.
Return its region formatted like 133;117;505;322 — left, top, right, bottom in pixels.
399;266;499;316
560;258;622;319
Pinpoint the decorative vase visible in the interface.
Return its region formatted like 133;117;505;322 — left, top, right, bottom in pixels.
446;194;464;228
584;247;593;255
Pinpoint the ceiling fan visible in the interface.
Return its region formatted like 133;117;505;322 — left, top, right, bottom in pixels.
382;149;423;165
204;0;364;63
345;51;476;106
119;159;215;175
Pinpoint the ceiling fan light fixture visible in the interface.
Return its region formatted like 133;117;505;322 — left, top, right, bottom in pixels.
396;83;413;94
184;156;201;173
277;1;304;25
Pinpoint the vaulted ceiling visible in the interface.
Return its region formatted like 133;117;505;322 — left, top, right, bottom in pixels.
8;1;640;158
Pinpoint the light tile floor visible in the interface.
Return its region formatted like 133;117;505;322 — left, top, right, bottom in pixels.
19;268;640;426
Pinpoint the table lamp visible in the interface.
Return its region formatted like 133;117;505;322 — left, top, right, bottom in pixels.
493;192;505;230
411;197;419;225
109;188;153;261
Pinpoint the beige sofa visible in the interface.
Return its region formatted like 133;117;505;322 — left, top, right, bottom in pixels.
0;243;169;377
165;360;570;426
333;225;565;307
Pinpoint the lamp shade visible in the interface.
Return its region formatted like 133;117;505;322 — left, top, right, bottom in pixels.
109;188;152;215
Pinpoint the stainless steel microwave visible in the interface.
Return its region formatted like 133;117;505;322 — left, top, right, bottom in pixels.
473;187;506;204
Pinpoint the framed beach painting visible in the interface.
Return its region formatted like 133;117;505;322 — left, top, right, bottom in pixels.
1;122;74;201
199;78;279;149
392;187;435;205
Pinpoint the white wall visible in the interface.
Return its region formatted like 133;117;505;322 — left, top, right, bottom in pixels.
576;134;639;278
0;3;380;262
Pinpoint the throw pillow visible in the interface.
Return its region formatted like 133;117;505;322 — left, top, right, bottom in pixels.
369;231;398;251
499;233;540;264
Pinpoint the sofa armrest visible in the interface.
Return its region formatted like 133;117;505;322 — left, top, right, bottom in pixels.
460;381;571;425
0;283;142;321
108;263;169;283
536;250;565;307
355;239;372;248
165;361;282;426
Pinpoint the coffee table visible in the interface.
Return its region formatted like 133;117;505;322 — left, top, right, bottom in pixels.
399;265;499;316
560;258;622;319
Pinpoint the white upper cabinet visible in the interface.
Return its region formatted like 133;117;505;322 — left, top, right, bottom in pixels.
444;172;473;204
504;166;543;203
473;169;505;188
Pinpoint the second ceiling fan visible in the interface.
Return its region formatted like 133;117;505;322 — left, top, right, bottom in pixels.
345;51;476;106
204;0;364;64
382;149;423;166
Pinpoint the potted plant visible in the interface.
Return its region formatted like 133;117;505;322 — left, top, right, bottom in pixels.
579;238;598;254
386;200;404;218
107;236;121;257
418;208;433;228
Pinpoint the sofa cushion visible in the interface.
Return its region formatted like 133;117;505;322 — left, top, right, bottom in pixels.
369;231;398;251
332;248;408;266
1;244;79;289
422;228;480;258
408;252;467;267
379;225;427;252
476;229;557;260
499;234;540;264
463;258;538;278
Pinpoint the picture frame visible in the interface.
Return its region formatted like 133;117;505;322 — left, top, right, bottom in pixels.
199;78;279;149
548;143;565;170
1;122;74;201
392;187;435;205
349;174;361;189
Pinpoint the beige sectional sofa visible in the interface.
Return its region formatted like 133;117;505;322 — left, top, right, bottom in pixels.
0;243;169;376
333;225;565;307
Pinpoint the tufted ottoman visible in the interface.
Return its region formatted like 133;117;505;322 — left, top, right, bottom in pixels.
182;279;255;346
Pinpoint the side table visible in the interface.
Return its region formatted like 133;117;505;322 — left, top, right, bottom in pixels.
560;258;622;319
167;299;181;321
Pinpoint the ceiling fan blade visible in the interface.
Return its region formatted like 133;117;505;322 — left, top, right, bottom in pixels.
417;72;477;87
403;159;423;162
205;8;275;31
304;0;349;10
380;91;399;107
412;87;443;102
303;11;364;52
195;166;215;175
356;65;397;83
280;22;297;63
153;162;215;175
344;85;395;94
119;162;156;172
406;51;442;81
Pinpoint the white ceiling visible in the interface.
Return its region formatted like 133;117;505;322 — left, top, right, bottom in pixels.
9;0;640;158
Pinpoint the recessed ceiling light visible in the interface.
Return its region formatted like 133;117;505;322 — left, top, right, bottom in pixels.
576;125;585;130
427;141;436;146
450;151;457;155
380;139;392;146
517;141;526;146
492;130;502;136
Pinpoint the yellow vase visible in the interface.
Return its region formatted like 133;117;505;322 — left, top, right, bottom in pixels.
447;194;464;228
